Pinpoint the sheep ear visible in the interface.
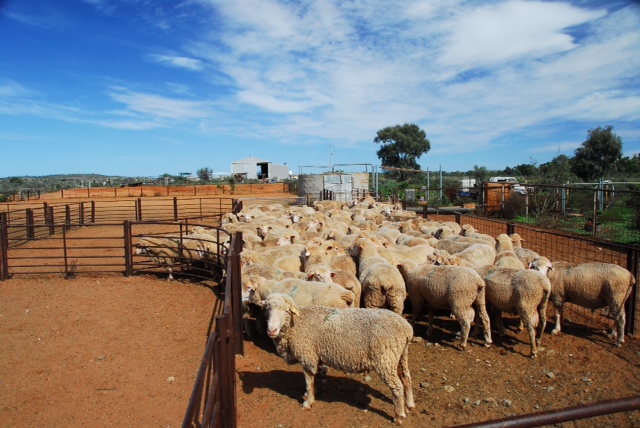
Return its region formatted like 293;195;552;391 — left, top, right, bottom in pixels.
307;273;314;280
290;306;300;316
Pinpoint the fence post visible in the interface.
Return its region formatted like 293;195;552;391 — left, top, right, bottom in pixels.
0;213;8;281
124;220;133;277
507;223;515;235
91;201;96;223
423;203;428;219
48;206;55;235
232;232;244;356
79;202;85;225
173;197;179;222
625;245;639;336
137;198;142;221
26;208;35;239
65;205;71;230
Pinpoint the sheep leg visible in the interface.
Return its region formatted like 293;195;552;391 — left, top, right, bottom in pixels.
301;365;318;409
521;311;539;358
535;303;548;345
551;303;564;335
494;310;507;336
456;307;474;350
610;306;626;346
474;303;492;346
376;366;406;424
398;343;415;411
426;307;435;336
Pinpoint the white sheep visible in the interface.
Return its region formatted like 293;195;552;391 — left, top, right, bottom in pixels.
134;236;202;280
545;261;636;345
350;237;407;314
261;293;415;424
397;259;492;350
476;257;554;357
494;234;526;269
438;243;496;269
242;275;355;309
509;233;541;266
306;264;362;307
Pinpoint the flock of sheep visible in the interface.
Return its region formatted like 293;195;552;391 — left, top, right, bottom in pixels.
135;197;636;424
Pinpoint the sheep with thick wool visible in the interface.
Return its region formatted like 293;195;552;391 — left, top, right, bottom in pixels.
242;275;355;309
509;233;541;267
261;293;415;424
350;237;407;314
306;264;363;307
546;261;636;345
476;257;554;357
494;234;526;269
396;259;492;350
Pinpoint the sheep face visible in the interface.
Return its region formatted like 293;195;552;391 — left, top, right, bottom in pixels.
263;295;299;339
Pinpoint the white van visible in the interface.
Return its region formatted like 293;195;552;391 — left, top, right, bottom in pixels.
489;177;526;195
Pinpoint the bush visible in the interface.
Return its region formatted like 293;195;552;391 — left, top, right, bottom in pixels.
502;194;526;220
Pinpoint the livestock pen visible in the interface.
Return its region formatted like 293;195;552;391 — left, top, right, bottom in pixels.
1;197;640;427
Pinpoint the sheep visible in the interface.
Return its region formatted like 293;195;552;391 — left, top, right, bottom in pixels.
509;233;541;266
396;259;492;350
545;261;636;345
242;263;308;281
460;225;496;246
476;257;554;357
439;243;496;269
242;275;355;309
134;236;202;280
329;253;358;277
494;234;526;269
261;293;415;424
350;237;407;314
307;264;362;307
376;243;434;266
302;240;344;272
240;244;305;269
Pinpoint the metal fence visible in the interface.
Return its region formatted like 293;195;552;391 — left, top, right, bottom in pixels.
431;183;640;245
0;216;232;281
182;233;243;428
427;211;639;337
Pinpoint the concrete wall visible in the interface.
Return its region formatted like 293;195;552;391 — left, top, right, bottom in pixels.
298;173;370;203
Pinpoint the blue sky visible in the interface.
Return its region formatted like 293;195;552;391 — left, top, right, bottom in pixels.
1;0;639;178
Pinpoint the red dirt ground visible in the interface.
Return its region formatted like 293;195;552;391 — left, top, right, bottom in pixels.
2;274;639;428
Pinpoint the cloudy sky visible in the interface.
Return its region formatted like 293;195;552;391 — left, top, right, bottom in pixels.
1;0;639;178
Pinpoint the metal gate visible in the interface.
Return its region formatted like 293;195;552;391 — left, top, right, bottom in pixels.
323;174;353;202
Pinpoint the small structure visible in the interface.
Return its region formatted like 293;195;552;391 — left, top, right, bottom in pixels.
230;156;290;182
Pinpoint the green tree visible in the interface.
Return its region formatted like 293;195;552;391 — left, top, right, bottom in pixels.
570;125;623;182
197;167;213;181
470;165;489;183
538;154;575;184
374;123;430;181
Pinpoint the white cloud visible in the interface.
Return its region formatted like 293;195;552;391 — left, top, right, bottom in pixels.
148;54;204;71
108;88;212;121
438;1;607;69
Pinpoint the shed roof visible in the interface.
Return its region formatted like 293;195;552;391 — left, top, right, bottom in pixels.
232;156;270;164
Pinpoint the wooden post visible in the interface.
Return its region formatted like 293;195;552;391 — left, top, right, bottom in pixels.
91;201;96;223
26;208;35;239
65;205;71;230
124;220;133;277
173;197;179;222
137;198;142;221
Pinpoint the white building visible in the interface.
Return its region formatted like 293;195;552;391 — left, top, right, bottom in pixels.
230;156;290;181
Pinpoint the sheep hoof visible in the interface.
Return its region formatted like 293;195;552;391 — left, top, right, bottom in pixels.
550;328;560;335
